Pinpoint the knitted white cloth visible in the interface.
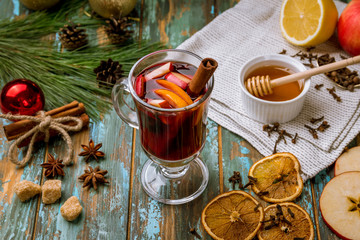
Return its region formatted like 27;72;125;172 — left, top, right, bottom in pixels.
178;0;360;180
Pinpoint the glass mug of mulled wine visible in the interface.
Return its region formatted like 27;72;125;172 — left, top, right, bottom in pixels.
112;49;214;205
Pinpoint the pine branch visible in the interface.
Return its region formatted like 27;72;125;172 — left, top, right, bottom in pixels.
0;0;100;39
0;0;165;121
0;39;164;120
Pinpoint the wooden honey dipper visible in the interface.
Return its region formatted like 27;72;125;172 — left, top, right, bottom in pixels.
245;55;360;97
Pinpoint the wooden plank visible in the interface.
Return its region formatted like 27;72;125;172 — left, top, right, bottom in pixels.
0;0;27;20
129;119;220;240
141;0;214;47
220;128;262;193
32;110;133;239
311;168;339;240
216;0;240;15
0;119;45;240
0;1;43;239
128;1;223;239
0;0;14;19
311;137;360;240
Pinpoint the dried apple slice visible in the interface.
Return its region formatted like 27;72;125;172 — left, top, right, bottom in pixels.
335;146;360;176
156;80;193;105
144;62;173;81
147;99;171;108
248;152;303;203
165;72;191;89
154;89;188;108
320;171;360;240
135;75;145;98
257;202;314;240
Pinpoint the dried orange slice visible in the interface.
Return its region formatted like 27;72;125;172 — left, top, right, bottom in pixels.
201;190;264;240
248;152;303;203
257;202;314;240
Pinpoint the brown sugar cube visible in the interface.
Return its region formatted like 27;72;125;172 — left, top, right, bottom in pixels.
60;196;83;221
42;180;61;204
14;180;41;202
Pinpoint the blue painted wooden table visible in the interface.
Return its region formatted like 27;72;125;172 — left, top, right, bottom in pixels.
0;0;356;239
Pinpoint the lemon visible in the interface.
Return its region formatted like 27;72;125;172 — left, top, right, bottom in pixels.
280;0;338;46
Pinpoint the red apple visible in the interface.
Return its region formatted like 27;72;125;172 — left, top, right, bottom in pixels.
320;172;360;240
337;0;360;56
147;99;171;108
144;62;173;81
164;72;190;89
135;75;145;98
335;146;360;176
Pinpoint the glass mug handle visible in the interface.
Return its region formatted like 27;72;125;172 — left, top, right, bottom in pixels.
111;78;139;129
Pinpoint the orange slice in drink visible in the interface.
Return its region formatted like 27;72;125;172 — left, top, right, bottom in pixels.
257;202;314;240
154;89;188;108
201;190;264;240
156;80;193;105
248;152;303;203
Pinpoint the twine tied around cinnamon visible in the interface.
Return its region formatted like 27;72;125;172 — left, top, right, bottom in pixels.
0;111;83;167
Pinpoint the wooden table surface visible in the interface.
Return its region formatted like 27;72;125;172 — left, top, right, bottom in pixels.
0;0;357;239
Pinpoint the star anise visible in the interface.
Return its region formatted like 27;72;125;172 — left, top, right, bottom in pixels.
79;139;105;162
78;166;109;190
40;154;65;178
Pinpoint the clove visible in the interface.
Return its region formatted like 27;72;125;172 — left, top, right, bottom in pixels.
310;116;324;124
263;123;297;154
288;207;295;218
304;125;318;139
319;54;359;91
314;84;324;90
317;121;330;132
291;133;298;144
327;87;342;102
189;228;201;239
228;171;243;189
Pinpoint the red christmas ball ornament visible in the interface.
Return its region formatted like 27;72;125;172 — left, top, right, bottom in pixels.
0;79;45;115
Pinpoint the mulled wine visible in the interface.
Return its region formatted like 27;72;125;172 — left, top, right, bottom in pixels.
113;49;216;204
134;62;208;161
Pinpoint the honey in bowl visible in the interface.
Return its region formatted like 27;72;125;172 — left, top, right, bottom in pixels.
246;65;303;101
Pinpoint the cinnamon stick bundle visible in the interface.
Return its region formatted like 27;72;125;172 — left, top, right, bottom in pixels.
3;101;89;147
16;113;89;148
188;58;218;95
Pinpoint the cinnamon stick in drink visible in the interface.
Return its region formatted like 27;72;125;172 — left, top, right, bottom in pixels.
188;58;218;96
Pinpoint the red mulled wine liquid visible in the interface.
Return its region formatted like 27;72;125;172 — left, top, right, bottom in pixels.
134;62;208;161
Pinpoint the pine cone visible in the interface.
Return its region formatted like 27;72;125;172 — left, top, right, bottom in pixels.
105;17;134;45
59;23;88;50
94;58;124;88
